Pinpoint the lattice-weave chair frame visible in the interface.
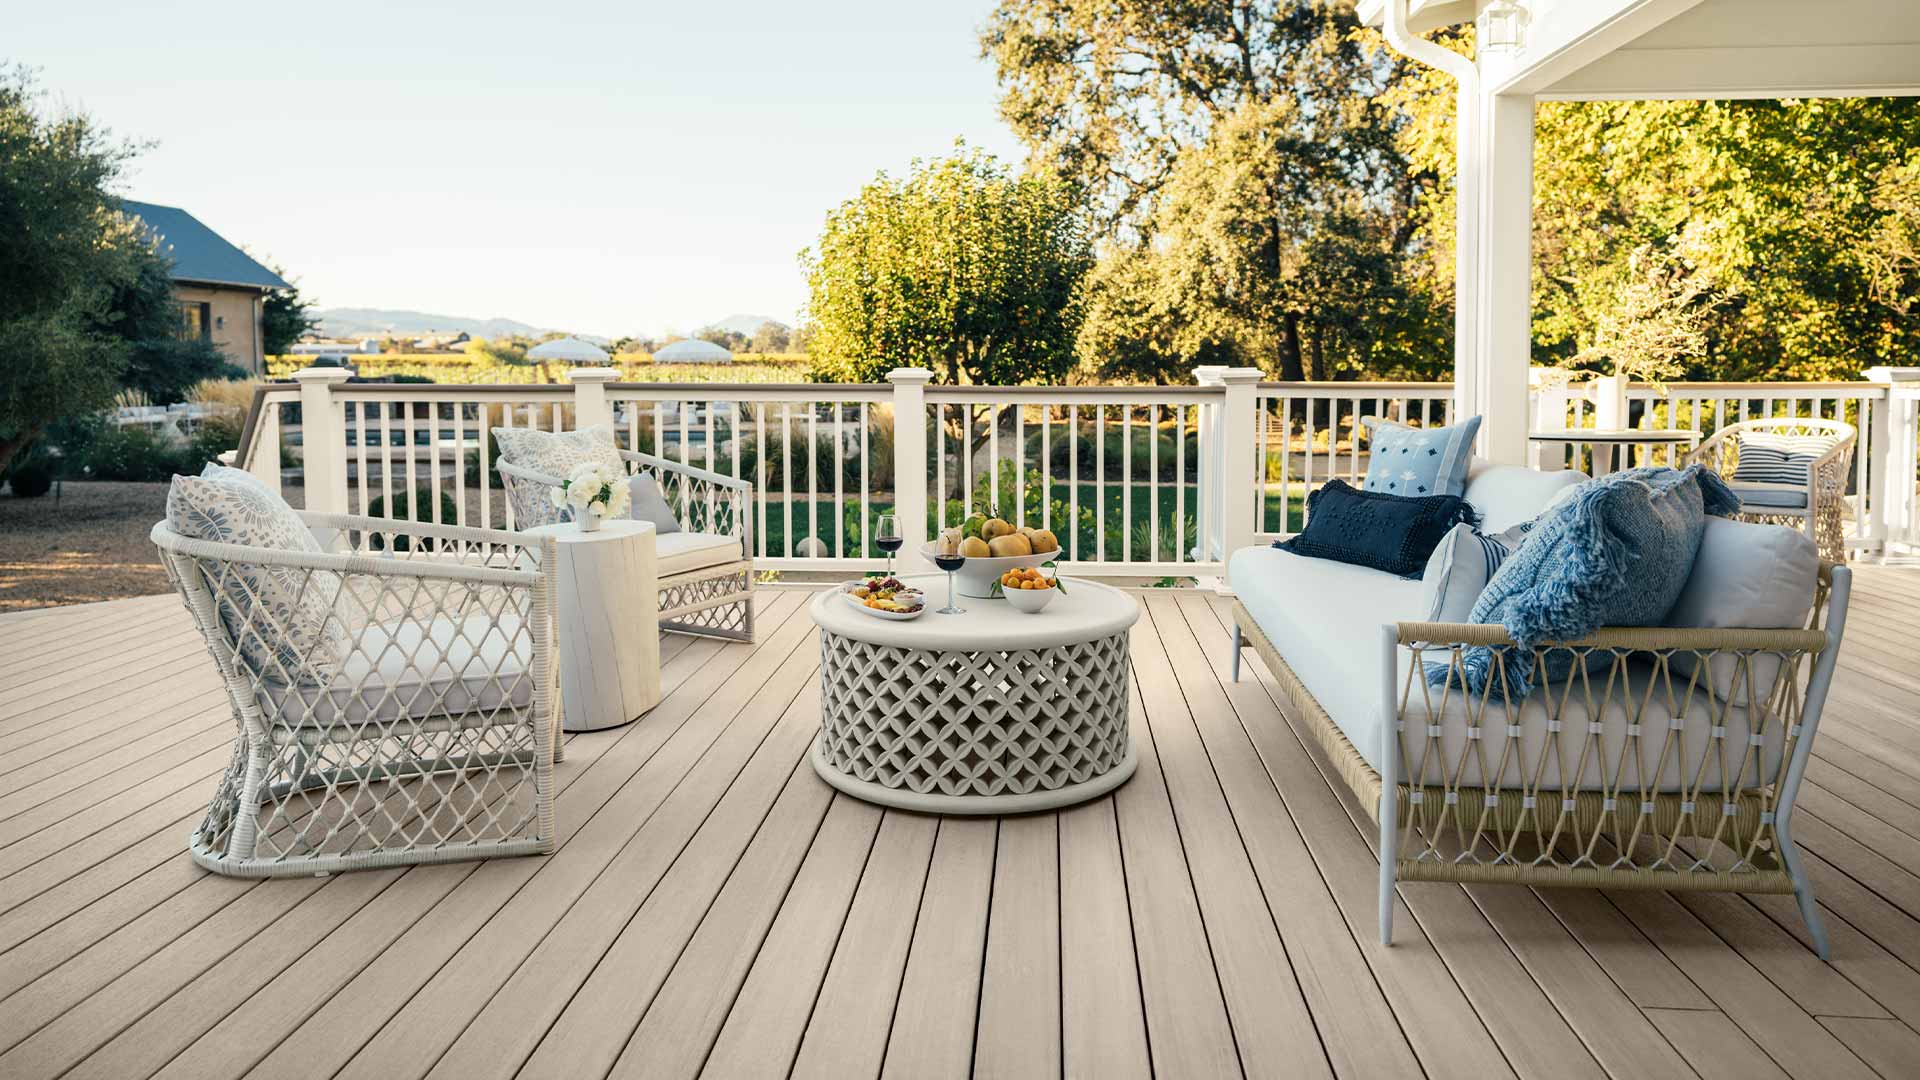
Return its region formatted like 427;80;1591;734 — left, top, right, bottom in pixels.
1684;418;1856;562
154;513;561;878
498;449;753;642
1232;563;1852;958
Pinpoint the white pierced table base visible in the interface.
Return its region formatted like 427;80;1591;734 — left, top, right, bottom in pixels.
813;630;1136;814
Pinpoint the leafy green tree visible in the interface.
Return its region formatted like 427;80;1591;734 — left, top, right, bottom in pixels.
259;264;317;356
747;322;790;353
0;66;144;474
802;145;1093;385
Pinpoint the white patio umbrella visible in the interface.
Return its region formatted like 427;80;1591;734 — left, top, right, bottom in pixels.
526;337;611;365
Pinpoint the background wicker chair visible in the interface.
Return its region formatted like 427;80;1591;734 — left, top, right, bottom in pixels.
497;449;755;641
1686;418;1857;562
154;514;560;878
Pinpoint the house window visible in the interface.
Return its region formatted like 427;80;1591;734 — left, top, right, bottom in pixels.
178;302;211;342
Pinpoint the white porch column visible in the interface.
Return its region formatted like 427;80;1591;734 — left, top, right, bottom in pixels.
1218;367;1264;577
566;366;619;430
291;366;351;514
1192;366;1226;564
886;367;934;573
1463;90;1537;465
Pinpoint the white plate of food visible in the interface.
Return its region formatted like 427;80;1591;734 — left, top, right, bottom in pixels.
842;575;926;620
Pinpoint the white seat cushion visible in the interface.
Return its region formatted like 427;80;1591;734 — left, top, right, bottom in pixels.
258;613;531;728
656;532;744;577
1731;483;1809;510
1231;540;1788;791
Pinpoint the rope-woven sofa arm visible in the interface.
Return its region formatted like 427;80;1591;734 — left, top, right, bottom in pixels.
1392;620;1829;653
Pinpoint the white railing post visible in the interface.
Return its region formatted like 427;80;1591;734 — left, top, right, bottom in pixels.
291;367;351;514
1866;367;1920;559
248;404;283;492
567;366;618;430
1218;367;1264;584
887;367;934;573
1192;366;1226;565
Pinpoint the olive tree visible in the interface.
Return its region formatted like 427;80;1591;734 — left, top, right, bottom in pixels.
801;145;1093;385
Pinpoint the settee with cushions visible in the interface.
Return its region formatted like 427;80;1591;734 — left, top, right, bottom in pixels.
1228;459;1853;958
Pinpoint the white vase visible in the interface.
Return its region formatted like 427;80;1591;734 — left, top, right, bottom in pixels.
577;506;604;533
1587;373;1629;430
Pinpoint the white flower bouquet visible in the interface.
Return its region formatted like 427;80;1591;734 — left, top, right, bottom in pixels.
550;461;630;531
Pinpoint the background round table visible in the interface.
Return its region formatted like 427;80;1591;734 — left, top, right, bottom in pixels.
524;519;661;732
808;575;1139;814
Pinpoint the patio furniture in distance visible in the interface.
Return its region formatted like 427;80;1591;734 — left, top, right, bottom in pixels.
1686;418;1858;563
524;518;662;731
153;514;561;878
498;447;756;641
1528;427;1700;475
810;574;1139;813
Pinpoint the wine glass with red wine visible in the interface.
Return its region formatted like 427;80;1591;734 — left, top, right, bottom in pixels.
875;512;901;579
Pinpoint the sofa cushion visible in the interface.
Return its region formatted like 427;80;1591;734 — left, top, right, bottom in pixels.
1731;483;1809;510
1277;480;1477;576
1361;416;1481;498
1665;517;1818;704
168;468;347;685
1461;461;1588;533
1231;544;1784;790
657;532;743;577
490;423;623;479
1419;520;1533;624
629;473;682;534
257;613;531;727
1456;465;1740;695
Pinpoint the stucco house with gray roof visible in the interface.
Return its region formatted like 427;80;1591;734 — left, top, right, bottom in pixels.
121;200;290;374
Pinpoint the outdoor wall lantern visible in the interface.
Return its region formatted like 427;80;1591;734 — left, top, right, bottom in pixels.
1481;0;1529;53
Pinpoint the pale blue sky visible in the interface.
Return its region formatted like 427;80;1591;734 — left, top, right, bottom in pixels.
14;0;1022;337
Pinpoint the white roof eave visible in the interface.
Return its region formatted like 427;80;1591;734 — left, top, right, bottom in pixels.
1354;0;1477;34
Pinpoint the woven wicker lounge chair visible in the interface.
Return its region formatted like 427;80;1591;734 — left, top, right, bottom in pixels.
1685;418;1857;562
154;514;560;878
497;449;754;641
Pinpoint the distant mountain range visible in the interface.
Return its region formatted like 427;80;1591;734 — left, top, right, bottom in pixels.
705;313;788;337
314;307;788;344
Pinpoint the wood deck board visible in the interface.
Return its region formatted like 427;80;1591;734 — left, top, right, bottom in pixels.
0;569;1916;1078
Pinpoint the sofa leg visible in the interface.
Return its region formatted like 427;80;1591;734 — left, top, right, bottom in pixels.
1377;811;1397;947
1230;624;1243;683
1781;824;1830;960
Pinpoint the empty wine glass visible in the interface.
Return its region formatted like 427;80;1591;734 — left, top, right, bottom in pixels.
875;512;901;578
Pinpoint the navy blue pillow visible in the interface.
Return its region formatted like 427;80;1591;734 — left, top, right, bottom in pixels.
1277;479;1479;576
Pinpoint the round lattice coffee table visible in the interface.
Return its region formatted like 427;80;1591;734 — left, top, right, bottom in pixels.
809;575;1139;814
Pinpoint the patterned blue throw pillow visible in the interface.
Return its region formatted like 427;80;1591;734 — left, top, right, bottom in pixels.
1361;416;1482;498
1435;465;1740;696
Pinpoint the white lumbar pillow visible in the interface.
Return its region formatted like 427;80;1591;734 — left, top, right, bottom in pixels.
1419;520;1534;624
1664;517;1819;704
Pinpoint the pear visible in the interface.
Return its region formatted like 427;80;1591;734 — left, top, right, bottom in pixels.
1028;529;1059;554
959;536;992;558
982;518;1014;541
988;533;1033;557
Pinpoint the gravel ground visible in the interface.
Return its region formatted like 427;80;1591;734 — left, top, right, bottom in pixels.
0;480;300;612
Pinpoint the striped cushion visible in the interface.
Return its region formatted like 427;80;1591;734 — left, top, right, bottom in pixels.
1419;520;1534;624
1729;433;1835;486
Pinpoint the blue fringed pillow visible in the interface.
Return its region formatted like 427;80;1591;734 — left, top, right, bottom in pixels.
1277;479;1479;577
1435;465;1741;696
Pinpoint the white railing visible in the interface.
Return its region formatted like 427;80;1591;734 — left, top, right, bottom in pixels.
234;365;1920;578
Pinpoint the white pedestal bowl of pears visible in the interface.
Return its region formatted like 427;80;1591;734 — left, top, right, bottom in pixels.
922;514;1062;599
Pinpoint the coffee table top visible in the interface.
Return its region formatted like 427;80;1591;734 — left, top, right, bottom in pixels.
810;574;1140;650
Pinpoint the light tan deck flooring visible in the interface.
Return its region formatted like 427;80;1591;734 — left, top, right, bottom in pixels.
1;570;1919;1078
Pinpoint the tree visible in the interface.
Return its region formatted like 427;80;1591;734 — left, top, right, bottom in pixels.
748;322;790;353
697;328;748;352
259;264;317;356
802;145;1094;385
0;66;144;474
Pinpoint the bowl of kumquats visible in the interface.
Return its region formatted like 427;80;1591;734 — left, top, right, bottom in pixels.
993;566;1060;613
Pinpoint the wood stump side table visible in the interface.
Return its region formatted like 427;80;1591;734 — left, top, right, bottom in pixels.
808;575;1139;814
524;519;661;732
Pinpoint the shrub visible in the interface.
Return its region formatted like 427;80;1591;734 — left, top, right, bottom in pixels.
364;486;461;550
181;413;243;474
4;446;57;497
83;424;189;481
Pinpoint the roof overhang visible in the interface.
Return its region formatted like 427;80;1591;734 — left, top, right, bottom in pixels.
173;277;277;293
1358;0;1920;101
